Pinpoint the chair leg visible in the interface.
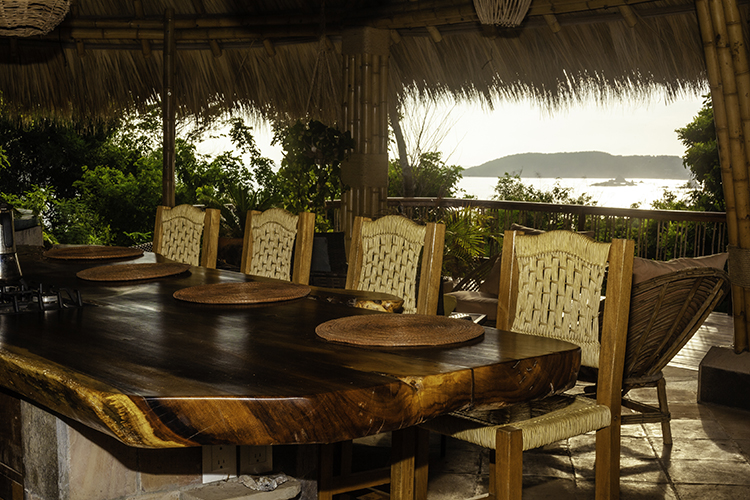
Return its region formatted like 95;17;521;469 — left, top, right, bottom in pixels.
415;428;430;500
390;428;416;500
594;422;621;500
656;377;673;445
494;426;523;500
318;443;335;500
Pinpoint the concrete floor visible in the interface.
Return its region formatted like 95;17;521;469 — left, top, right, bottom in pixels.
353;312;750;500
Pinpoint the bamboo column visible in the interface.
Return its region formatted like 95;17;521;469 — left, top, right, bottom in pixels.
696;0;750;352
162;8;176;207
340;27;390;248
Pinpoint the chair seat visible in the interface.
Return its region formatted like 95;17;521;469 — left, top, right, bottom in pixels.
422;395;611;451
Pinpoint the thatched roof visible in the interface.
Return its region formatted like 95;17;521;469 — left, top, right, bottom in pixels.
0;0;713;124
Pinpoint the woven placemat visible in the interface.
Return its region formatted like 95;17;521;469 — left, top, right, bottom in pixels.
173;281;312;305
45;246;144;260
76;263;191;281
316;314;485;347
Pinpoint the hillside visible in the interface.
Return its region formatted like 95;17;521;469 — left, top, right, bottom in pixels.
463;151;689;179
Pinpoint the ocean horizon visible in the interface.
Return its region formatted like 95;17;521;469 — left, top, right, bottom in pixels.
457;176;692;209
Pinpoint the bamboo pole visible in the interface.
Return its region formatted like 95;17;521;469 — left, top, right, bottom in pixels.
133;0;152;58
371;53;381;155
162;8;176;207
722;0;750;352
362;52;372;155
708;0;750;352
543;14;562;33
696;0;740;296
379;55;389;154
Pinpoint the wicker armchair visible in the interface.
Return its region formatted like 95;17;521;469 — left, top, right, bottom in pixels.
152;204;220;268
240;208;315;285
346;215;445;315
419;230;634;500
619;267;730;444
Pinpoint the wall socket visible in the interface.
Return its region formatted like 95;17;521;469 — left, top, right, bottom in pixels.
239;445;273;475
201;445;237;484
201;445;272;483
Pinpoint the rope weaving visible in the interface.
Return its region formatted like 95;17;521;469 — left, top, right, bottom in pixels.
512;231;611;368
0;0;70;37
159;205;205;266
424;396;610;451
357;216;427;314
249;208;298;281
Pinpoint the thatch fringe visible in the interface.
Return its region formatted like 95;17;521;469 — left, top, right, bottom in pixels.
0;0;718;124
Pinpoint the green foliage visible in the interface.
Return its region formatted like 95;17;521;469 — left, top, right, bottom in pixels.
74;158;161;246
493;173;594;205
388;151;463;198
0;185;112;245
0;144;9;170
0;109;281;245
674;95;724;211
273;119;354;221
0;117;116;197
195;119;281;237
441;207;498;278
48;198;113;245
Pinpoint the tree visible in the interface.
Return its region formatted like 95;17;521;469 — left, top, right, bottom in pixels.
273;119;354;224
388;151;463;198
194;118;281;238
675;95;724;211
0;117;116;197
1;109;281;245
388;94;460;197
493;173;594;205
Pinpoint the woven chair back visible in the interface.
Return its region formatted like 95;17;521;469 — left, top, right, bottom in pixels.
624;267;730;385
240;208;315;285
499;230;612;368
153;204;219;268
346;215;445;315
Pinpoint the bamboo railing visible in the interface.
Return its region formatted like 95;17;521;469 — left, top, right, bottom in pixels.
327;197;728;261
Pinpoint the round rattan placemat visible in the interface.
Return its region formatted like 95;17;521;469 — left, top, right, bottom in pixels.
45;246;144;260
173;281;311;305
316;314;485;347
76;263;191;281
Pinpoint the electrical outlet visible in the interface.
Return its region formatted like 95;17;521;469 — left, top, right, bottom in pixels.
201;445;237;483
239;445;273;475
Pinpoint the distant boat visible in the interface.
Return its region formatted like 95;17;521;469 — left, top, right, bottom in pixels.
591;175;636;187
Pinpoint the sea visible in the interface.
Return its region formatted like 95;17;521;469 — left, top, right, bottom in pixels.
457;177;693;209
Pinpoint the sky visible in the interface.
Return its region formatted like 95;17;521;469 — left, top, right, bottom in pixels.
197;91;707;170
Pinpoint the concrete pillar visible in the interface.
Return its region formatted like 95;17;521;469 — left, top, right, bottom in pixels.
340;27;390;244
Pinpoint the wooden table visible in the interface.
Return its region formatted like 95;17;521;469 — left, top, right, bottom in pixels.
0;249;581;498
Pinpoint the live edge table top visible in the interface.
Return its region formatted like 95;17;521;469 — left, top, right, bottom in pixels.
0;249;581;449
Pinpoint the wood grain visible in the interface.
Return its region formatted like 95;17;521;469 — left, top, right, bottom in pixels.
0;252;580;449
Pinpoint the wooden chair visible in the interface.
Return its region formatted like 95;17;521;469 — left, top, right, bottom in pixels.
240;208;315;285
418;230;634;500
618;267;730;444
152;204;220;268
318;215;445;500
345;215;446;315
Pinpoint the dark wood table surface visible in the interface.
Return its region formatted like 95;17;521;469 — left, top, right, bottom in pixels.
0;248;581;451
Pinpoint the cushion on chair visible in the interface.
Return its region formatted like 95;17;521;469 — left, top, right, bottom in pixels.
478;256;503;297
422;395;611;452
446;290;498;320
632;253;728;284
